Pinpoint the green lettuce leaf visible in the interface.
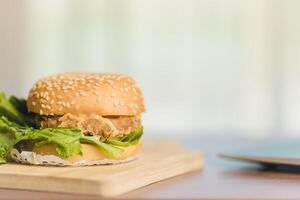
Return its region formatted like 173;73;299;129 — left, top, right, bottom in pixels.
80;136;123;159
0;116;83;162
0;92;26;126
0;116;125;163
0;130;15;164
0;92;36;127
106;126;143;147
9;96;37;127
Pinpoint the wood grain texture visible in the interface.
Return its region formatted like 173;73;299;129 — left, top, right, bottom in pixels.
0;141;203;197
3;137;300;200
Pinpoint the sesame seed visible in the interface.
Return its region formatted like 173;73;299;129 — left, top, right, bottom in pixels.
79;91;87;96
111;93;116;97
107;80;114;85
32;102;36;106
113;102;119;107
97;98;102;102
133;88;137;94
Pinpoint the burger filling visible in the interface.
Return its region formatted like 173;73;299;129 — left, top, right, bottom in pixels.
0;92;143;164
39;114;141;139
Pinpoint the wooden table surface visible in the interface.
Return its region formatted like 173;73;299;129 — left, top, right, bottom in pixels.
2;136;300;200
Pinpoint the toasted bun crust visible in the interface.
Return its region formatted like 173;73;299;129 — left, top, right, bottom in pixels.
27;72;145;116
32;142;142;163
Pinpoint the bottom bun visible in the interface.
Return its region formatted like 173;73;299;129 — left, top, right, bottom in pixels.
10;142;142;166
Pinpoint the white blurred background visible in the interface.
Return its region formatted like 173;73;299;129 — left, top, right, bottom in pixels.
1;0;300;137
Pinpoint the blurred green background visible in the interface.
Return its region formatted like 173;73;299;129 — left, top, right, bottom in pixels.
0;0;300;137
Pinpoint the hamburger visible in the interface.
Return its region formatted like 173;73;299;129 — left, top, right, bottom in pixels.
0;72;145;165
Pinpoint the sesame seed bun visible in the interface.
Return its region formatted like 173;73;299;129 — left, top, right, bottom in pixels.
27;73;145;116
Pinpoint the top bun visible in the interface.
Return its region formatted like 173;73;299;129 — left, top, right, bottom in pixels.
27;72;145;116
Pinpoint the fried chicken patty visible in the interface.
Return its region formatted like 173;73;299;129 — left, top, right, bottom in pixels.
39;114;141;138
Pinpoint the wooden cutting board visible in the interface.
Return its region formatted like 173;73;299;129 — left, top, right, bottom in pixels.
0;141;203;197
